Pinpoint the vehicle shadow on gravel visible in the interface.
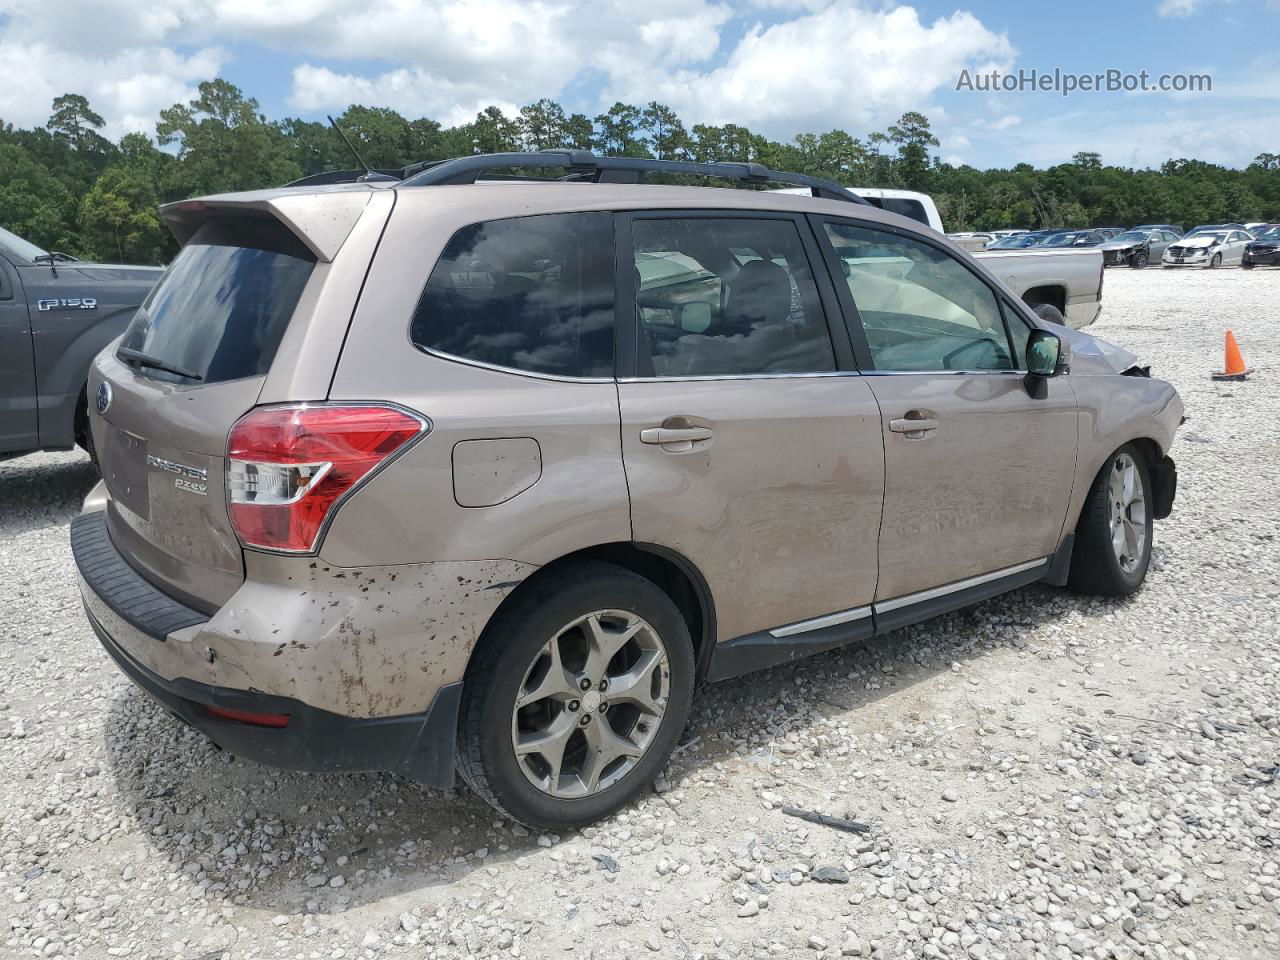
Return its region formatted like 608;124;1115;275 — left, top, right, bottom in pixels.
98;574;1134;917
0;452;98;537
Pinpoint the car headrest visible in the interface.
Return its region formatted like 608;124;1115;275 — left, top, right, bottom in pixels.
721;259;791;336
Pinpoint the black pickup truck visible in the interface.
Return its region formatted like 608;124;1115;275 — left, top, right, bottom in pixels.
1;226;162;464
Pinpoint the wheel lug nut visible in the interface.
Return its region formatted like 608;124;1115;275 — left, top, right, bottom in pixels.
598;679;608;692
580;714;591;726
599;702;608;713
579;677;591;691
567;700;580;712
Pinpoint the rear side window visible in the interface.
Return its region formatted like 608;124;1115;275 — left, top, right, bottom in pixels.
632;217;835;378
411;213;615;378
118;218;315;384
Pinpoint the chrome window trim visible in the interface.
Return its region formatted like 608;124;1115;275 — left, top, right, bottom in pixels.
873;558;1049;614
859;369;1028;378
411;344;616;384
769;605;873;639
618;371;862;384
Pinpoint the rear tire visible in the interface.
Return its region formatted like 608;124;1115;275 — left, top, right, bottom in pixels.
455;561;695;829
1067;444;1153;596
1031;303;1067;326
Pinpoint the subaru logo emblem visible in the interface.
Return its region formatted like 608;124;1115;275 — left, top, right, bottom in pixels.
95;381;112;415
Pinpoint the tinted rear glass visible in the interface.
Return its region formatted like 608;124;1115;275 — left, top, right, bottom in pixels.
118;218;315;384
411;212;615;378
860;196;930;227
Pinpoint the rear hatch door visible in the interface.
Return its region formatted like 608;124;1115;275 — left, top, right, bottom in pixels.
91;214;319;611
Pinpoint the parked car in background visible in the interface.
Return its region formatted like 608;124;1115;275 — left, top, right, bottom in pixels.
1041;230;1109;248
1100;229;1178;269
947;232;994;252
1162;229;1254;268
1242;225;1280;269
1096;228;1125;240
1244;222;1271;234
0;225;162;464
988;229;1030;239
1134;223;1184;236
71;151;1172;829
1185;223;1247;237
986;234;1047;250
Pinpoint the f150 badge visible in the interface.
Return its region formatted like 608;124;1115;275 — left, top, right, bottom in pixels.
146;454;208;496
37;298;97;311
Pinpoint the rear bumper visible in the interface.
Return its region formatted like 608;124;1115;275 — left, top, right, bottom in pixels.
70;507;530;787
86;601;461;785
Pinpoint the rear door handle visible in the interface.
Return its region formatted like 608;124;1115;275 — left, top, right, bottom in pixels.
889;417;939;437
640;426;714;445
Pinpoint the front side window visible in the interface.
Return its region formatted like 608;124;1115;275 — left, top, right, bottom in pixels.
411;212;615;378
632;217;835;378
823;221;1015;373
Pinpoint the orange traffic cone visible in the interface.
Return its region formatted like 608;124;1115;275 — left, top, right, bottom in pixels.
1211;330;1251;381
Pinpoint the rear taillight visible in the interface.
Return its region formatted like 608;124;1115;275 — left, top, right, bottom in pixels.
226;404;428;553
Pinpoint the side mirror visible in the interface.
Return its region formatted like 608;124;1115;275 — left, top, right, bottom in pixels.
1025;330;1066;398
1026;329;1063;376
677;301;712;333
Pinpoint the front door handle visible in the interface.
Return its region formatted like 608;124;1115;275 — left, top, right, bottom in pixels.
640;426;714;445
889;416;939;439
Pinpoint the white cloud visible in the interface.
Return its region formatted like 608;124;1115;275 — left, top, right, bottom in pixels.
290;65;522;129
1156;0;1279;15
973;103;1280;169
1155;0;1205;16
0;41;224;139
603;5;1013;138
0;0;1006;142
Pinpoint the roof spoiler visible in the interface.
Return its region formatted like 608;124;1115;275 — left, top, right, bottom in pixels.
159;190;375;262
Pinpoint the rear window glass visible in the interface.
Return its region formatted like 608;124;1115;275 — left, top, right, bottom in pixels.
118;218;315;384
860;196;930;228
410;212;615;378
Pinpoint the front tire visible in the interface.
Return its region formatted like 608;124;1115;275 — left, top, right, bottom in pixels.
1242;260;1254;270
1209;253;1222;269
1130;250;1148;269
1068;445;1153;596
456;561;695;829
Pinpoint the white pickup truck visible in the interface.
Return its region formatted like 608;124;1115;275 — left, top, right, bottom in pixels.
780;187;1105;329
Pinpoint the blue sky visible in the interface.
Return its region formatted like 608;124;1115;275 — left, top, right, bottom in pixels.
1;0;1276;170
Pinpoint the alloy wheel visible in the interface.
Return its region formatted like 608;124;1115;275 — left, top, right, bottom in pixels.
510;610;671;799
1109;453;1147;574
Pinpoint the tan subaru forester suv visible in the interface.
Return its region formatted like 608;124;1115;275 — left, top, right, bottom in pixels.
73;152;1182;828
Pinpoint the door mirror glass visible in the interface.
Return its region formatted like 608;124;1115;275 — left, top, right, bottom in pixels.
1026;330;1062;376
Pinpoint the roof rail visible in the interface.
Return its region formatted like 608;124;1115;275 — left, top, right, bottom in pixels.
395;151;870;205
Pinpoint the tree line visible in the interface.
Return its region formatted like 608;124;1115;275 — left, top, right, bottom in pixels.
2;79;1278;265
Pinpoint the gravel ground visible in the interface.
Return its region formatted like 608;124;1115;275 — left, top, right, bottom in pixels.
2;268;1279;960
